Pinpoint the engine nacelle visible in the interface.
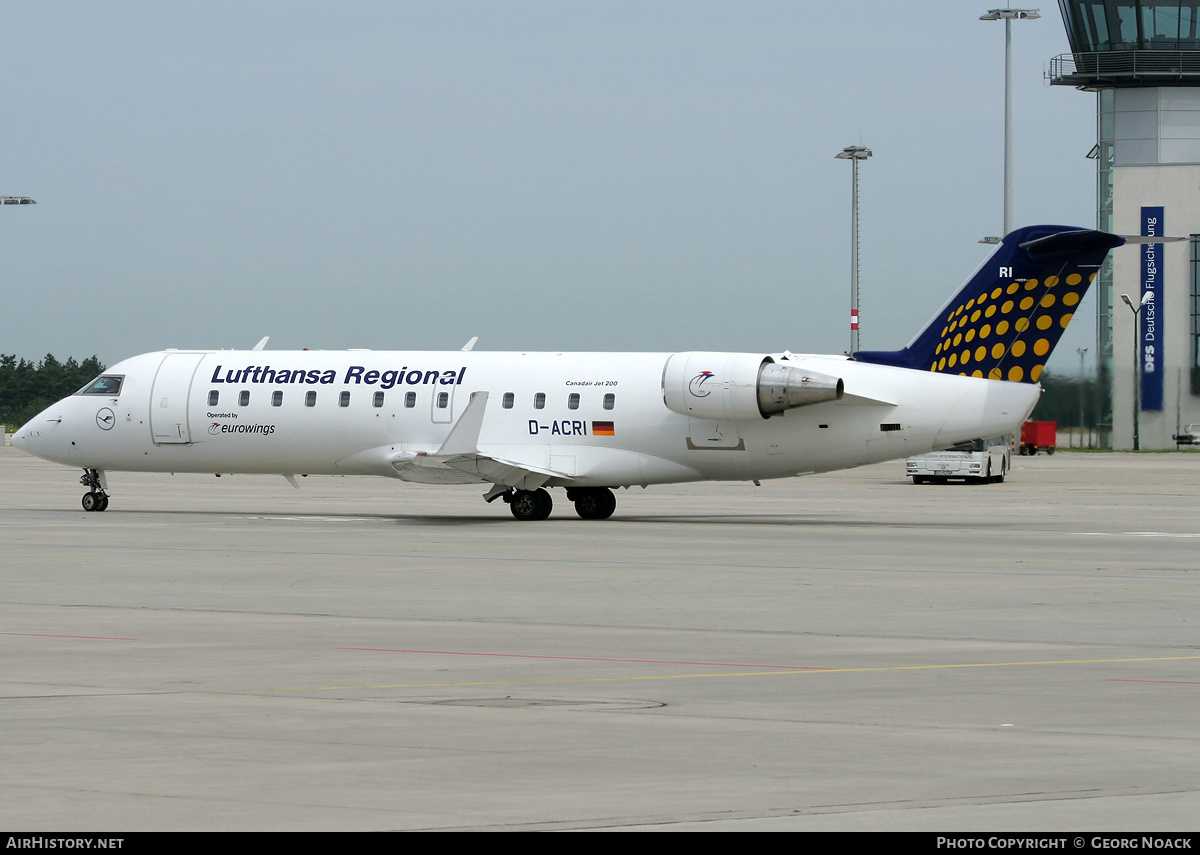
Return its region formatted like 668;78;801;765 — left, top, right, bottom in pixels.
662;352;843;421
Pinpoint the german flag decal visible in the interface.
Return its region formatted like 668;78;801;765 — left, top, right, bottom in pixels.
592;421;615;436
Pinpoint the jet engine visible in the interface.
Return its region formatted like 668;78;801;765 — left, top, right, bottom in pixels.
661;352;843;421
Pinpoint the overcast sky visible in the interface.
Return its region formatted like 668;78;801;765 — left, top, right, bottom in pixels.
1;2;1102;375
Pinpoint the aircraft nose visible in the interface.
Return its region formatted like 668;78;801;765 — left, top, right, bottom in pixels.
10;419;46;456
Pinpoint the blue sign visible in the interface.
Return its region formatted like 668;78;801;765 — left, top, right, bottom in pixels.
1141;207;1164;411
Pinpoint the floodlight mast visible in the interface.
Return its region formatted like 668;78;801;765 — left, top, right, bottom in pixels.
835;145;871;353
980;9;1040;237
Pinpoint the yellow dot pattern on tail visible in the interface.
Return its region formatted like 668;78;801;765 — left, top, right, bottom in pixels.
929;270;1094;383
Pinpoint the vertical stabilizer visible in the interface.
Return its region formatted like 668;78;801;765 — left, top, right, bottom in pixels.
854;226;1124;383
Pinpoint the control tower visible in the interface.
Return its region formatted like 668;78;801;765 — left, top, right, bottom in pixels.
1050;1;1200;448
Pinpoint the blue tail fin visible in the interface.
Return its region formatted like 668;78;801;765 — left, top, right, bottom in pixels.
853;225;1124;383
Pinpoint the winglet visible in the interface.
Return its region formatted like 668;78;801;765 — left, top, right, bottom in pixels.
461;336;479;352
435;392;488;456
252;336;270;351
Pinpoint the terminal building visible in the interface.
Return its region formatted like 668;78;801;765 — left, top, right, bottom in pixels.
1050;0;1200;447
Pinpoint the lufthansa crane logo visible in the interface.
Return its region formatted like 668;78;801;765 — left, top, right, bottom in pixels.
95;408;115;431
688;371;715;397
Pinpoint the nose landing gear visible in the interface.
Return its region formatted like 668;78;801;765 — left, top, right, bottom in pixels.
80;468;109;512
81;491;108;512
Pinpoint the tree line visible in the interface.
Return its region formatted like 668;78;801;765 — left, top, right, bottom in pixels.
1027;369;1110;432
0;354;106;429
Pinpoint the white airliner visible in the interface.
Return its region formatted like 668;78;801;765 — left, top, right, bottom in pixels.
13;226;1122;520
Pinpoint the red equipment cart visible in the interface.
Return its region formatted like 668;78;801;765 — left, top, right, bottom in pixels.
1020;420;1056;455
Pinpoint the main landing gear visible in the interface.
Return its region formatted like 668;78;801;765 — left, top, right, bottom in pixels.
567;487;617;520
80;468;109;512
496;486;618;521
506;488;554;521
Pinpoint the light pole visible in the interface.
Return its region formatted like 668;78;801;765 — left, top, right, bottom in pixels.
1076;346;1088;448
980;8;1039;237
1121;292;1152;450
835;145;871;354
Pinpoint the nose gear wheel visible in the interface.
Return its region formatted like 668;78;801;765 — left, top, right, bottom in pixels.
80;469;110;512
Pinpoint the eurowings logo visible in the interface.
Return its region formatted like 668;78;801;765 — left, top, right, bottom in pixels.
209;422;275;436
688;371;716;397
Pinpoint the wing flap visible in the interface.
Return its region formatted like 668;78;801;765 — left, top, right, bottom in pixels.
435;453;572;490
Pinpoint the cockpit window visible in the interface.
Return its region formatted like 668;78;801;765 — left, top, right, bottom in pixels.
78;375;123;396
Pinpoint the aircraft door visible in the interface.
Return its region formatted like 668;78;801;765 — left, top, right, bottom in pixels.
431;385;456;424
687;417;745;450
150;353;205;444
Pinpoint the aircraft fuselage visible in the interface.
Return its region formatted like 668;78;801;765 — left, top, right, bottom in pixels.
15;348;1039;490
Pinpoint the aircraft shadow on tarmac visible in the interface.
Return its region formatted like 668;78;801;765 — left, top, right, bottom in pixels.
35;505;995;530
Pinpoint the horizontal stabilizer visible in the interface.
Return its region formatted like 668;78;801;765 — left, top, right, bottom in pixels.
1018;228;1125;260
1113;234;1186;244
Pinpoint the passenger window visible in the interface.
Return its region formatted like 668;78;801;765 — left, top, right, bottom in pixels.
208;390;219;407
272;391;283;407
239;390;250;406
568;393;580;410
373;391;384;408
339;391;350;408
305;391;316;408
437;391;449;409
534;392;546;410
502;392;514;409
405;391;416;408
604;393;615;410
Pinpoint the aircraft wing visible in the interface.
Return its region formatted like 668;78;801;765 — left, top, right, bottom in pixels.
434;452;571;490
413;391;574;490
